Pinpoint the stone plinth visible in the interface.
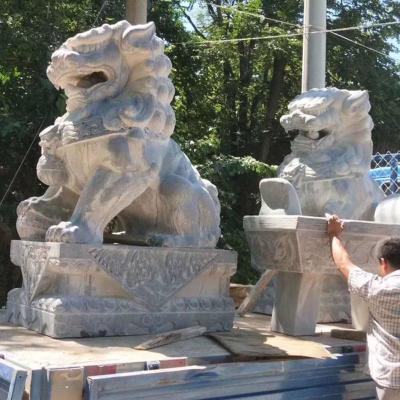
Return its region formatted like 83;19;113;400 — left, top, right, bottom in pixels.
6;241;237;338
244;215;400;335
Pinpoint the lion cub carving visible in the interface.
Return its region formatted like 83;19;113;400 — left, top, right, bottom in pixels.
17;21;221;247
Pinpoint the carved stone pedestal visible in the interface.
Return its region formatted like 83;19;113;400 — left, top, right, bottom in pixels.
6;241;237;338
244;215;400;335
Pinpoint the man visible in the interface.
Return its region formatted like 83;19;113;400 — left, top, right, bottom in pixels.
327;215;400;400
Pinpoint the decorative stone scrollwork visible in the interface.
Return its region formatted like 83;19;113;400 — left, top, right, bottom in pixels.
7;241;237;337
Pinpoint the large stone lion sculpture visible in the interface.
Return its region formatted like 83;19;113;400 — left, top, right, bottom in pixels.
17;21;221;247
278;87;384;219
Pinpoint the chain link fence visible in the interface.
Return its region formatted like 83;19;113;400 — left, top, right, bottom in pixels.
370;152;400;196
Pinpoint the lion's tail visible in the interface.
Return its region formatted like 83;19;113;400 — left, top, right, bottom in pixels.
202;179;221;216
198;179;221;246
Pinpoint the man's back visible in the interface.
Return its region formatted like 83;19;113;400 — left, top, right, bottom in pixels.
349;267;400;389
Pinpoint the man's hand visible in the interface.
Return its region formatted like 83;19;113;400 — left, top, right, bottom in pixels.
326;214;355;280
327;214;344;237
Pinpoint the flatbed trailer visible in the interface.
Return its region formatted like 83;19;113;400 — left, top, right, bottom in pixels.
0;313;374;399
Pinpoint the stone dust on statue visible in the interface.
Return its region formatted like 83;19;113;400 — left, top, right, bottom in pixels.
7;21;236;338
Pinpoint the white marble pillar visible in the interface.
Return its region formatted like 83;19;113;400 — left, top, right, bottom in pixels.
126;0;147;25
302;0;327;92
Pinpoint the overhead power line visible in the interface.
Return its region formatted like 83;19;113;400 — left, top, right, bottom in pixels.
170;20;400;52
328;31;389;58
207;2;300;28
0;118;46;210
92;0;108;27
185;2;398;61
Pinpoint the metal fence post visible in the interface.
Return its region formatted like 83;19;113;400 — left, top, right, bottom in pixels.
390;155;398;195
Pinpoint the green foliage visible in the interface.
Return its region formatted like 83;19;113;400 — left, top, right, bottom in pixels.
198;155;277;282
0;0;126;212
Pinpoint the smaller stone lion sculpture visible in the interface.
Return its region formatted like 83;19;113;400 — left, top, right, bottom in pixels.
257;87;385;324
17;21;220;247
278;87;384;220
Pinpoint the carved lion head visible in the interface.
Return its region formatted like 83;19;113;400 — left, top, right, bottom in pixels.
280;88;373;152
47;21;175;138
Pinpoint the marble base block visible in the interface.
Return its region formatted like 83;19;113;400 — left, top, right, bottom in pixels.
6;241;237;338
244;215;400;335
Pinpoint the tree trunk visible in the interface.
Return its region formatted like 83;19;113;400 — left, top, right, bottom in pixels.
259;54;286;162
237;41;255;154
222;60;237;154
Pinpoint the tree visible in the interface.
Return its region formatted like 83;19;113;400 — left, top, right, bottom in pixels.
326;0;400;151
170;0;303;164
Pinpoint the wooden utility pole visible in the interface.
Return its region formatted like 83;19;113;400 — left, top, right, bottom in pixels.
126;0;147;25
302;0;327;91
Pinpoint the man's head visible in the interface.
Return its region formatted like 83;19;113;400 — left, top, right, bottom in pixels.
376;238;400;276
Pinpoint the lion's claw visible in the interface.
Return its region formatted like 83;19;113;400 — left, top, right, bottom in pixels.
45;221;98;244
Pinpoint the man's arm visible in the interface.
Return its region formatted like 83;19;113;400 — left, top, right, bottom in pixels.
327;215;358;280
327;215;378;300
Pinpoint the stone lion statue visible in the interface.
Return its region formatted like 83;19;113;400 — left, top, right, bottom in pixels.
278;87;384;220
258;88;385;324
17;21;221;247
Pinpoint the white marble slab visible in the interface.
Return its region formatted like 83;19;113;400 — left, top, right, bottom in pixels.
244;215;400;275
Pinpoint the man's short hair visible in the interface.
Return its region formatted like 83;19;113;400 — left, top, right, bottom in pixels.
376;237;400;270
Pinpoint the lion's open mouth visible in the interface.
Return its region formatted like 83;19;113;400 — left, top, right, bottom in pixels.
75;71;108;89
54;66;113;93
289;129;331;141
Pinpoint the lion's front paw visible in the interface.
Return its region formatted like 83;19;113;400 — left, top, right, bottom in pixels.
45;221;99;244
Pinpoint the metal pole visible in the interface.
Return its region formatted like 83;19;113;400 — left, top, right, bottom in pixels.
126;0;147;25
389;155;398;195
302;0;327;92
